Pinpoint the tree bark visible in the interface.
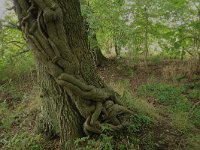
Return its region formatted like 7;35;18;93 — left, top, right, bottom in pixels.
90;33;107;66
13;0;131;149
144;6;149;66
114;42;121;58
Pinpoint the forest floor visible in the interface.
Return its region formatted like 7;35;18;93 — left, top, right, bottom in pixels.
0;58;200;150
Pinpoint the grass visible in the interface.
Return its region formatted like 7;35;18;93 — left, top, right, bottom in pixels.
52;59;200;149
5;132;43;150
110;80;161;121
0;52;35;81
0;82;45;150
0;65;44;150
0;58;200;150
137;82;185;105
134;78;200;148
187;89;200;100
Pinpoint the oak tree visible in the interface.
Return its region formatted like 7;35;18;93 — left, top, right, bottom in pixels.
13;0;131;149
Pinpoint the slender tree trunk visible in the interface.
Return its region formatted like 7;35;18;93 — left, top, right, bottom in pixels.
0;22;5;57
180;47;184;60
83;1;107;67
95;46;107;66
144;6;149;66
113;35;121;58
115;42;121;58
90;32;107;66
197;9;200;71
13;0;131;149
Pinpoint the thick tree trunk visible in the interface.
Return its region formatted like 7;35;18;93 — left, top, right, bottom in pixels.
13;0;131;149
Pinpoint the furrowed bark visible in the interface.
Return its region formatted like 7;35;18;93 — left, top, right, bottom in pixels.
13;0;132;149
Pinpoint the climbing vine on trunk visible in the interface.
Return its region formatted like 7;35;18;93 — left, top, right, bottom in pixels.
13;0;131;139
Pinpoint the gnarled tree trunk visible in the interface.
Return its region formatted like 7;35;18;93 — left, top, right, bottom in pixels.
13;0;131;149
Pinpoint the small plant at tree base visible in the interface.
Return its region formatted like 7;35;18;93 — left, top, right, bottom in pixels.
5;132;43;150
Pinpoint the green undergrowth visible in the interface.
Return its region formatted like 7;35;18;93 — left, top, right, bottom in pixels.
0;69;44;150
0;87;44;150
75;114;158;150
137;82;185;105
111;80;161;121
75;80;165;150
1;59;199;149
74;78;200;150
135;80;200;149
0;52;35;81
0;81;24;99
3;132;43;150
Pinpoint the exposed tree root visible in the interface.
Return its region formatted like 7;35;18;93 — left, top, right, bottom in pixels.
14;0;132;136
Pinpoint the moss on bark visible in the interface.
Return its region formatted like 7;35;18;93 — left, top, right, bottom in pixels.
13;0;132;149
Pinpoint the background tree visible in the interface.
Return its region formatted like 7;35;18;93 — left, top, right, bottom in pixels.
81;0;107;66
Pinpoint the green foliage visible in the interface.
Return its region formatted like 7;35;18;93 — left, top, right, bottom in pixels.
129;114;152;134
74;136;90;147
187;89;200;100
5;132;43;150
111;79;160;120
0;81;23;99
0;13;35;81
170;98;192;113
137;82;185;105
0;52;35;81
101;134;113;150
74;134;113;150
136;81;200;132
0;0;199;150
0;101;21;130
170;111;194;132
127;114;159;150
80;0;200;60
191;106;200;127
149;55;162;64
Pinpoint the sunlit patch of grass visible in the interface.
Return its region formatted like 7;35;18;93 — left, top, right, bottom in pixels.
108;79;130;95
170;111;195;132
109;80;161;121
123;94;161;121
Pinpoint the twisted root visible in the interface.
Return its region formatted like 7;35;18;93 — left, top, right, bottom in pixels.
56;73;133;135
18;0;132;135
